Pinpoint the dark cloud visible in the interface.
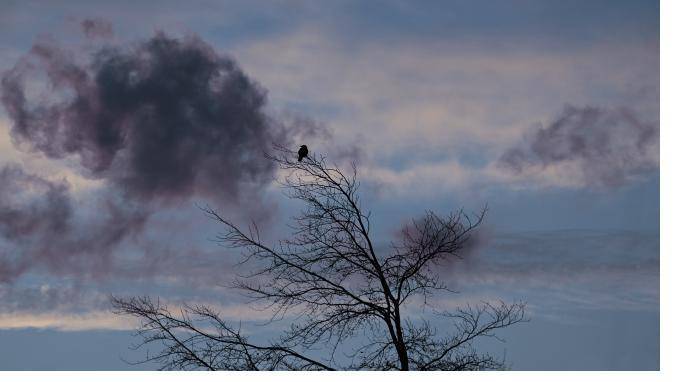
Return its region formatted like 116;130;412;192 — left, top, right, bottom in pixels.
1;32;305;206
81;18;113;39
0;28;348;285
0;164;148;283
498;105;659;188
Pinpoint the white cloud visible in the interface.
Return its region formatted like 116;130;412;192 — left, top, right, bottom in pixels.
0;311;135;331
0;300;290;331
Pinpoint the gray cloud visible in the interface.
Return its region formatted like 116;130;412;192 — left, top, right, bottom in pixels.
81;18;113;39
498;105;659;188
0;283;97;314
0;27;350;285
1;31;309;206
0;164;148;283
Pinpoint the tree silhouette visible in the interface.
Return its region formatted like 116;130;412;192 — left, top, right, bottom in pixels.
112;146;526;370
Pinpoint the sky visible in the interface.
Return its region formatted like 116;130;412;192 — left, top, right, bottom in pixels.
0;0;659;371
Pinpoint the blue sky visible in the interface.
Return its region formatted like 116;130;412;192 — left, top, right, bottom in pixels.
0;0;659;370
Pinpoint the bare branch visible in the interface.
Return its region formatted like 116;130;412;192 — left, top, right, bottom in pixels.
113;145;526;370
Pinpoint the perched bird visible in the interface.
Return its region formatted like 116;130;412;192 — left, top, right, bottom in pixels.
298;145;308;161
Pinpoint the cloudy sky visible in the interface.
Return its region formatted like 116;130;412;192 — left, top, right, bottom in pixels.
0;0;659;370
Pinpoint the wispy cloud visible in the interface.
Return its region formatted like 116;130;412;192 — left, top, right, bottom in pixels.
0;164;148;283
498;105;659;188
232;28;658;193
441;230;659;316
80;17;113;40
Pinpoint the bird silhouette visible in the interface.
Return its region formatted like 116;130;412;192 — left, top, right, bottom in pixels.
298;145;308;161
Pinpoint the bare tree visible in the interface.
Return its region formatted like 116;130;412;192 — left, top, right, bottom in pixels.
112;146;526;370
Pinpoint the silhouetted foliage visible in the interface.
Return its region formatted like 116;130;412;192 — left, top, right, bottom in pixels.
112;146;526;370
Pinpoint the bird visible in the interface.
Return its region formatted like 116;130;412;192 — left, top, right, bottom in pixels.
298;145;308;161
